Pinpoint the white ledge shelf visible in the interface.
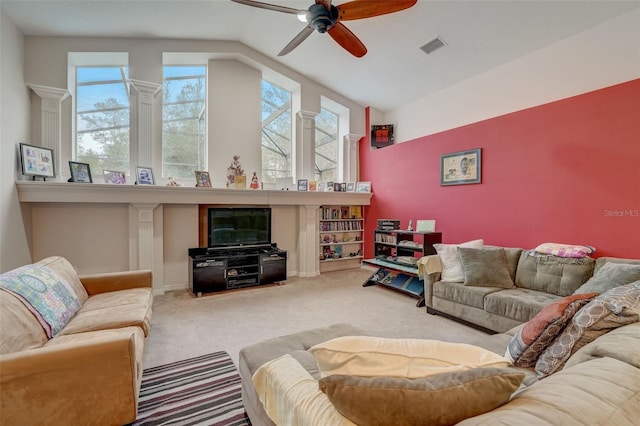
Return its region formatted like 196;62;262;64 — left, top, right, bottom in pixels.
16;181;373;206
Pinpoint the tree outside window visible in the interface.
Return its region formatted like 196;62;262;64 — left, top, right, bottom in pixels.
76;66;130;175
162;66;207;178
261;80;292;184
315;107;338;182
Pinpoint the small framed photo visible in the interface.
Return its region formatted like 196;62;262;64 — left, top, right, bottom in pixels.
346;182;355;192
326;181;334;191
136;166;155;185
317;182;325;192
195;170;212;187
356;181;372;193
297;179;308;191
19;143;55;179
440;148;482;186
308;180;317;191
103;170;126;184
68;161;92;183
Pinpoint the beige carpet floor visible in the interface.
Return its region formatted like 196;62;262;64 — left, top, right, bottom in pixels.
144;268;491;368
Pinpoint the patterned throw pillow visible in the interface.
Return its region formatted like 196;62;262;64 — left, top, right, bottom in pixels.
535;282;640;378
534;242;595;258
505;293;597;367
433;239;484;282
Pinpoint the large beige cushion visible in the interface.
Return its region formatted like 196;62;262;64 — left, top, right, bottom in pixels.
60;288;153;337
319;368;524;426
458;247;515;288
0;290;48;354
309;336;511;378
574;262;640;294
37;256;88;304
252;354;356;426
484;288;561;323
458;357;640;426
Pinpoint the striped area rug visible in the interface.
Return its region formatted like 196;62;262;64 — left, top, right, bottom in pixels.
133;351;251;425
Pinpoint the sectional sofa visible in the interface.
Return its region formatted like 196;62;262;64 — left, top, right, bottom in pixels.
238;245;640;425
0;256;154;425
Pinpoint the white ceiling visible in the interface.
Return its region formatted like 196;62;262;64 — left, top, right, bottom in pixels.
2;0;639;111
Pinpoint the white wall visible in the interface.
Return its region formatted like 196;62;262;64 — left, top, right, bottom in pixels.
383;8;640;143
0;10;32;272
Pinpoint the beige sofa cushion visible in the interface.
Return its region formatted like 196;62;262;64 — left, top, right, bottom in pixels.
60;288;153;337
458;247;515;288
458;357;640;426
0;291;48;354
434;281;503;309
515;250;594;296
309;336;511;378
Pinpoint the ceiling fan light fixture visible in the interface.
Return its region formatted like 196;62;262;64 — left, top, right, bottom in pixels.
297;12;307;22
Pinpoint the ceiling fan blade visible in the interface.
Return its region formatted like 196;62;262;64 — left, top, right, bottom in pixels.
337;0;417;21
231;0;305;15
327;22;367;57
278;26;315;56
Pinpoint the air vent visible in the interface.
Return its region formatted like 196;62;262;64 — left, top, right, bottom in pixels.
420;37;446;55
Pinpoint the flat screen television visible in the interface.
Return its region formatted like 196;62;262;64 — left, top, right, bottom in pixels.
208;207;271;247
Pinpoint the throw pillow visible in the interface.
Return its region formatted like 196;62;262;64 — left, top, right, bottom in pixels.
309;336;511;379
535;281;640;378
574;262;640;295
457;247;515;288
433;239;484;282
319;368;525;426
505;292;597;367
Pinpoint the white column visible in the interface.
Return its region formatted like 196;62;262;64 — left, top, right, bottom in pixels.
129;79;161;170
298;205;320;277
343;133;363;183
28;84;70;181
130;203;164;294
296;110;318;180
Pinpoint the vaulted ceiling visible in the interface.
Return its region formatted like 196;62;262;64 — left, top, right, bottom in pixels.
2;0;638;111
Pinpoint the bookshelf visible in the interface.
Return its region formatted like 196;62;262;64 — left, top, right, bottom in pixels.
363;230;442;306
319;205;364;272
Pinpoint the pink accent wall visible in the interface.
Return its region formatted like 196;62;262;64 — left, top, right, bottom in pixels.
360;79;640;258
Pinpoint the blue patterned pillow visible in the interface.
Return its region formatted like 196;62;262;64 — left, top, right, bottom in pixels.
0;265;82;337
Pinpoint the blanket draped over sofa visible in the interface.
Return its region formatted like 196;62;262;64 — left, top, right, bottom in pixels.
0;256;154;426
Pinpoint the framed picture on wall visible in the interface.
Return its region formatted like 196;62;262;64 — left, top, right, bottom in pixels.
68;161;93;183
136;166;155;185
19;143;55;179
297;179;308;191
440;148;482;186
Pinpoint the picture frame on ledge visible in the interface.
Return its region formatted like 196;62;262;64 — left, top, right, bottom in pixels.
346;182;355;192
103;170;126;184
440;148;482;186
356;181;372;193
195;170;212;187
68;161;92;183
19;143;55;180
297;179;308;191
136;166;155;185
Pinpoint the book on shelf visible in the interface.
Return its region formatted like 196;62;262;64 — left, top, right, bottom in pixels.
350;205;362;218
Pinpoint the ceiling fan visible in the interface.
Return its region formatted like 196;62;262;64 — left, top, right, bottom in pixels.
231;0;417;57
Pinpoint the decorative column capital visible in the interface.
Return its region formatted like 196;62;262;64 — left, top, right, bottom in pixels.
27;84;70;102
345;133;364;147
297;110;318;122
129;79;162;96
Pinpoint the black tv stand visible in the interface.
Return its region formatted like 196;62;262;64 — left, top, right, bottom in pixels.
188;244;287;297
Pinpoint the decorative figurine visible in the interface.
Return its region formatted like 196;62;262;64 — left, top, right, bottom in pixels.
407;219;413;231
250;172;260;189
